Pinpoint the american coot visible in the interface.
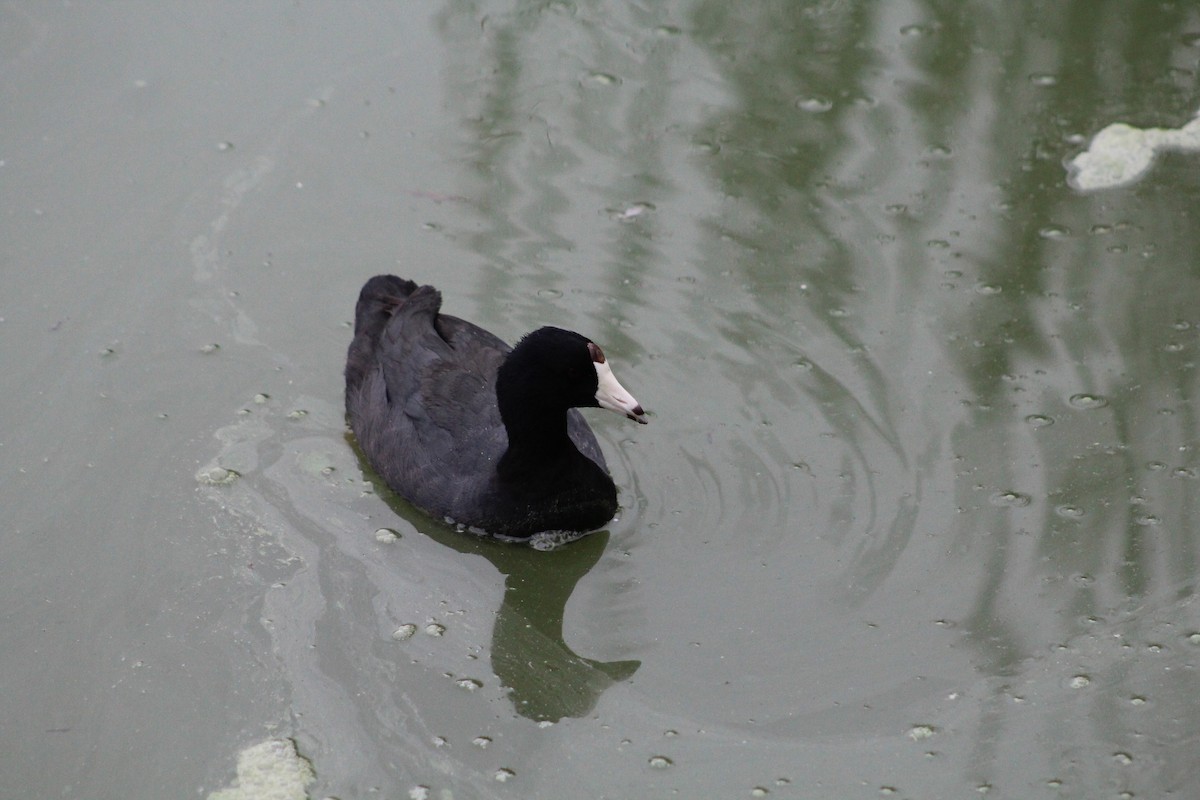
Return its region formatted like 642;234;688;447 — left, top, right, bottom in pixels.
345;275;647;540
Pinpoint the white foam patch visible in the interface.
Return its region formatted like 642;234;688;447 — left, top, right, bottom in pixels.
208;739;315;800
1068;111;1200;191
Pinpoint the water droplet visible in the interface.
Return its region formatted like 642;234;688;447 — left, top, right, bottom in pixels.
610;202;654;222
536;288;563;299
751;788;770;797
199;343;221;354
990;491;1032;508
1187;632;1200;645
472;736;492;748
899;24;930;36
408;786;430;800
1046;779;1063;788
424;623;446;637
216;141;234;152
391;624;417;641
587;72;620;86
1068;674;1091;689
796;96;833;113
253;393;270;404
1055;505;1084;519
907;724;936;741
432;735;448;748
1025;414;1055;428
455;678;482;691
1113;752;1133;765
1029;73;1057;86
494;767;515;782
287;409;309;420
880;788;897;796
1038;224;1070;239
1134;513;1160;526
974;283;1002;295
648;755;673;769
375;528;400;543
1068;393;1108;410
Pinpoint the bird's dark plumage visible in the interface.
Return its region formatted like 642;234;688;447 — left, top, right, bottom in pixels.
345;275;645;539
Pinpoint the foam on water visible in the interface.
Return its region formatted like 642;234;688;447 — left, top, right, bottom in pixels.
208;738;314;800
1068;110;1200;191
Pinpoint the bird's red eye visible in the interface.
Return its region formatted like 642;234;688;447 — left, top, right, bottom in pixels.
587;342;606;364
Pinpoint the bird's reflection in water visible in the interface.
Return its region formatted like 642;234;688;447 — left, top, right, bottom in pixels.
368;470;639;722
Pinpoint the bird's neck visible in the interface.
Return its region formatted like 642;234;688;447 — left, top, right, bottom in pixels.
497;406;577;481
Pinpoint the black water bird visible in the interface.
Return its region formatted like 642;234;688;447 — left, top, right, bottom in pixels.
345;275;646;539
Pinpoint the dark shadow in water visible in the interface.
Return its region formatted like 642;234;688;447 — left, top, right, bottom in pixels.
351;434;639;722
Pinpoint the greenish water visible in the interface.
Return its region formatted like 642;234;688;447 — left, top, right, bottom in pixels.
4;2;1200;798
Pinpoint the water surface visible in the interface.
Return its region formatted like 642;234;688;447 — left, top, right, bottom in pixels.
4;2;1200;798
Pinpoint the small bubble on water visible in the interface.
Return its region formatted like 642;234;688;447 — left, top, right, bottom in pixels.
1056;505;1085;519
907;724;936;741
1134;513;1160;526
796;96;833;113
391;624;417;641
1113;752;1133;765
536;288;563;299
1068;674;1091;689
1025;414;1054;428
587;72;620;86
974;283;1002;295
1038;224;1070;239
287;409;309;420
1173;467;1198;479
1029;73;1058;86
197;466;240;485
751;787;770;797
408;787;430;800
216;141;234;152
990;491;1032;508
494;768;515;782
880;788;897;796
472;736;492;748
1187;632;1200;645
199;343;221;354
455;678;483;691
648;755;673;769
375;528;400;543
1130;695;1147;705
253;393;270;404
1046;779;1063;788
1146;461;1167;471
1068;393;1108;410
424;623;446;637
